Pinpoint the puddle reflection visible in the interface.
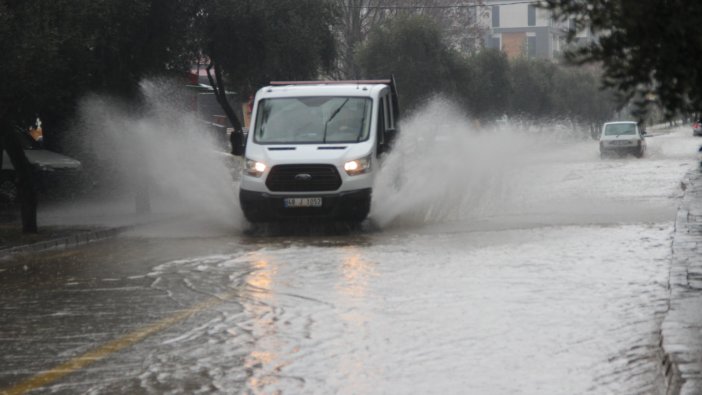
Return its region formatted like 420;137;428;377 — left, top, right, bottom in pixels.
241;255;289;393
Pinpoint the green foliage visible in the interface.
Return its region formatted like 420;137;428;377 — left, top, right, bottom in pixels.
0;0;199;139
543;0;702;116
464;49;512;118
510;59;555;118
509;59;617;123
551;66;618;124
356;13;616;122
334;0;486;79
357;15;509;116
356;14;469;112
0;0;621;141
200;0;338;98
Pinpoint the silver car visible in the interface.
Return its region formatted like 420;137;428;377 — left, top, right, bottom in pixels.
599;121;647;158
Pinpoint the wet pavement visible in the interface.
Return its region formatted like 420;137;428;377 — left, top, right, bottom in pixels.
662;166;702;394
0;125;701;394
0;226;676;394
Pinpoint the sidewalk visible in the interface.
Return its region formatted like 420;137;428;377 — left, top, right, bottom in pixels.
0;199;174;257
0;221;124;256
662;167;702;394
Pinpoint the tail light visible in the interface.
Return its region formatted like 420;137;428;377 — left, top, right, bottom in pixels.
694;122;701;128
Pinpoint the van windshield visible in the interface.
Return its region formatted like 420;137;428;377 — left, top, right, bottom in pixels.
604;123;637;136
254;97;372;144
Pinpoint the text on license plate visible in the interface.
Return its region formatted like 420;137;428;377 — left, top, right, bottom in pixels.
284;197;323;208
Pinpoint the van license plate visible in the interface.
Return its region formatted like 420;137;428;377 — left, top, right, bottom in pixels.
284;197;323;208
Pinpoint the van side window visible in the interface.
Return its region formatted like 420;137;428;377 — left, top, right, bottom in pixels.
383;95;391;130
387;95;395;130
377;96;386;146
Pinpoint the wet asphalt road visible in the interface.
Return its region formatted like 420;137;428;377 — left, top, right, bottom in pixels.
0;232;379;394
1;127;700;394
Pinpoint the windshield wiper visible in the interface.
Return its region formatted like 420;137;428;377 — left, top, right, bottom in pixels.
322;98;349;143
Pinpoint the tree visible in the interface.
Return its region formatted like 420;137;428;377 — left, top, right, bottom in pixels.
357;14;471;112
510;59;556;118
542;0;702;116
464;49;511;119
198;0;338;149
335;0;486;79
507;59;618;124
1;0;199;144
0;0;199;232
551;66;618;126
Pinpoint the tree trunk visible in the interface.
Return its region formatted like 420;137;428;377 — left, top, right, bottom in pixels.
206;60;245;156
0;122;38;233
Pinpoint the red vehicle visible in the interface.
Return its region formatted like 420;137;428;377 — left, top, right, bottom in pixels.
693;119;702;136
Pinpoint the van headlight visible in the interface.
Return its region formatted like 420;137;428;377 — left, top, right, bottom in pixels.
245;158;267;177
344;155;371;176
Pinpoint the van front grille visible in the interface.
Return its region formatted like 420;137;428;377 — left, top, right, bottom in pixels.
266;164;342;192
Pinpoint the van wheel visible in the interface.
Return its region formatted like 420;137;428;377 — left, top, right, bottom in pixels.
241;205;268;223
341;197;370;223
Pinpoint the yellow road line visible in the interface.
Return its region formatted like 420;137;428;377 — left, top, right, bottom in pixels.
1;294;230;395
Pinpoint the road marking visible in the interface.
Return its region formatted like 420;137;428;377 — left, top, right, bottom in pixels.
1;293;231;395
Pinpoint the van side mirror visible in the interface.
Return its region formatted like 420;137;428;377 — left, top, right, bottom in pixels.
230;129;246;156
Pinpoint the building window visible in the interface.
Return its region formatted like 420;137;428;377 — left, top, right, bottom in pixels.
492;5;500;28
528;5;536;26
487;35;501;50
527;36;537;58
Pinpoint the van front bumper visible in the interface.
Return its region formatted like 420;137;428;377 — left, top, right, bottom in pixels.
239;188;372;222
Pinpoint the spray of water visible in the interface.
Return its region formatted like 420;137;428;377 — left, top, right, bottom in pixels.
64;90;676;235
371;97;589;229
69;78;245;232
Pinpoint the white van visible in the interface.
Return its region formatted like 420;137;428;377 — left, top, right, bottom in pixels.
238;80;399;222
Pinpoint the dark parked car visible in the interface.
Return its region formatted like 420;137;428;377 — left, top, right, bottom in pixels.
1;128;81;203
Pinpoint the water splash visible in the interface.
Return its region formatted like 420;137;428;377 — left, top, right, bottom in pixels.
371;97;588;228
70;78;245;232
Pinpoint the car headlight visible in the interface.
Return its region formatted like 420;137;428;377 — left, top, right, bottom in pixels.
245;158;267;177
344;155;371;176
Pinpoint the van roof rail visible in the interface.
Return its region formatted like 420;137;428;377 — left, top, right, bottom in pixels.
269;80;392;86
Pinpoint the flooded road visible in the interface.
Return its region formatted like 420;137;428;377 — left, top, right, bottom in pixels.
0;126;699;394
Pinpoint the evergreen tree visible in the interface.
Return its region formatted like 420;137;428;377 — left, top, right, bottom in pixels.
543;0;702;116
0;0;199;232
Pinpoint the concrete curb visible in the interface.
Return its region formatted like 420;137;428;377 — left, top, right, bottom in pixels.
661;167;702;395
0;213;189;258
0;225;132;257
